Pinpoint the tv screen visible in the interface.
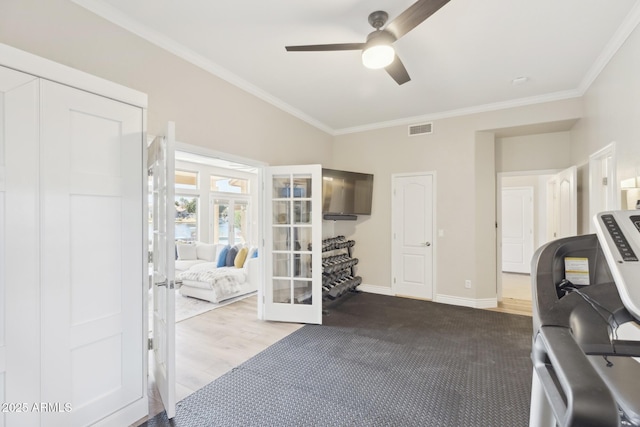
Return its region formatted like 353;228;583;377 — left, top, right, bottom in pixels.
322;168;374;215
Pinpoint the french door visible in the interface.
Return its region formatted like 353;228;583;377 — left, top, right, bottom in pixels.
148;123;177;419
263;165;322;324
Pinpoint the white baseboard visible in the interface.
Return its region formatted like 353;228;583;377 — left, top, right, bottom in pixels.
435;294;497;309
356;284;396;296
354;286;498;309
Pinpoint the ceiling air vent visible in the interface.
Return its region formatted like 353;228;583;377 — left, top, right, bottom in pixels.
408;122;433;136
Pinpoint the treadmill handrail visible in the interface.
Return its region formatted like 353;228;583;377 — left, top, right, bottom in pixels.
532;326;620;427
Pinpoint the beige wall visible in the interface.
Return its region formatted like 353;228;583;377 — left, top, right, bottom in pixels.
0;0;333;167
332;99;582;301
6;0;638;304
571;22;640;233
496;131;572;173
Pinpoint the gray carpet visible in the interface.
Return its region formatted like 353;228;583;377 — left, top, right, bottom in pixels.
142;293;533;426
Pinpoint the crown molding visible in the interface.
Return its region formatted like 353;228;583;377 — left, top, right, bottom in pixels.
73;0;640;138
71;0;335;135
333;89;583;135
578;0;640;94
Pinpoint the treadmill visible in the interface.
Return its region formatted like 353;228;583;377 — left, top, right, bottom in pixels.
530;211;640;427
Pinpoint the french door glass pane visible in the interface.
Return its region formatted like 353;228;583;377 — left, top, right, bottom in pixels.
213;199;229;245
175;195;198;242
293;280;312;305
273;227;290;251
234;201;248;245
271;172;314;307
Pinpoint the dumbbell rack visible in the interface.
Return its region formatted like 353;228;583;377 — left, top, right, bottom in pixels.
321;235;362;300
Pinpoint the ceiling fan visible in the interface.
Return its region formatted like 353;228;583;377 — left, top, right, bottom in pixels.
285;0;451;85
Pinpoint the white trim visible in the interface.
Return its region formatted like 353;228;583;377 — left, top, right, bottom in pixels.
72;0;640;136
335;90;583;135
435;294;498;309
578;2;640;94
588;142;619;233
390;171;437;300
496;169;560;302
71;0;333;135
356;284;396;296
174;141;267;169
0;43;147;108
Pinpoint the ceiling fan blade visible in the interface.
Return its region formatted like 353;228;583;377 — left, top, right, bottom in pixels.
385;0;451;40
385;55;411;85
285;43;365;52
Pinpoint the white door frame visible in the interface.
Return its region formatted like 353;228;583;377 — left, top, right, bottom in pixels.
589;142;618;232
391;171;437;299
0;43;149;426
173;142;265;318
496;170;559;302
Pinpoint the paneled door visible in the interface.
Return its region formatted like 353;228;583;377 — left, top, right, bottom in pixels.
392;173;435;299
264;165;322;324
1;65;40;427
39;79;145;426
148;123;177;419
547;166;577;240
501;187;534;274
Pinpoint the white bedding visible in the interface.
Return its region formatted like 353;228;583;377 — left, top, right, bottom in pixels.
178;265;247;302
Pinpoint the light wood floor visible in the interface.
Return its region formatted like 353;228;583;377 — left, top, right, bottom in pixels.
495;272;533;316
131;295;303;426
132;287;531;425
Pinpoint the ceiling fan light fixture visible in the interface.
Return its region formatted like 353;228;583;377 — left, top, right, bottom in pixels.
362;44;395;69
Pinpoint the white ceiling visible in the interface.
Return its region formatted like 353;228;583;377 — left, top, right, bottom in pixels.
74;0;640;135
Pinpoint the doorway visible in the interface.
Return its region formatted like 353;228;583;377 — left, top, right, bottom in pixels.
145;142;268;420
391;172;436;300
497;172;555;302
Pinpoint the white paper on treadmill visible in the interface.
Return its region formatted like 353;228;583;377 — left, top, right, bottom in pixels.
594;211;640;321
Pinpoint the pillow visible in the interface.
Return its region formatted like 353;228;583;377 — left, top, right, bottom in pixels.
226;245;239;267
176;243;197;260
196;243;216;262
251;248;258;258
234;247;249;268
247;247;258;261
217;245;230;268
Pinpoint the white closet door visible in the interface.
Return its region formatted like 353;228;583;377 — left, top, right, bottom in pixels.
1;66;40;427
39;80;145;426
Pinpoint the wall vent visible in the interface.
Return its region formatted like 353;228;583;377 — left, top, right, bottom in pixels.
408;122;433;136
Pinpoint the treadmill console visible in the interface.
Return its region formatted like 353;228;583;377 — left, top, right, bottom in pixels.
594;211;640;321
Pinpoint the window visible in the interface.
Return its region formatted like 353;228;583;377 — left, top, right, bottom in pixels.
175;195;198;242
212;198;249;245
176;170;198;190
211;175;249;194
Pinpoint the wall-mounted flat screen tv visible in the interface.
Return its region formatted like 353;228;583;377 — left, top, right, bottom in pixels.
322;168;374;216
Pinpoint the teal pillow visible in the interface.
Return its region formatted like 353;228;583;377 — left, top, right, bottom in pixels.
217;245;230;268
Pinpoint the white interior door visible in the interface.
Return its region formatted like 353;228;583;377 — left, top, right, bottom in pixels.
264;164;322;324
547;166;577;239
39;79;146;426
1;66;40;427
148;123;176;419
392;173;435;299
501;187;534;274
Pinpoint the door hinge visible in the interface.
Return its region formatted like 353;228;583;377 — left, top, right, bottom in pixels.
393;277;396;284
602;177;608;186
148;338;153;351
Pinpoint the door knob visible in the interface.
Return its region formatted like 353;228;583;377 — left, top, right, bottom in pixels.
423;242;431;247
